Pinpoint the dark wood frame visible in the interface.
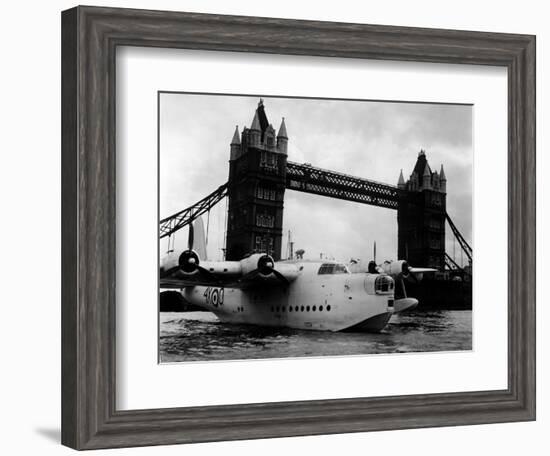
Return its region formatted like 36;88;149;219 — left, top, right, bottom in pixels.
61;5;536;450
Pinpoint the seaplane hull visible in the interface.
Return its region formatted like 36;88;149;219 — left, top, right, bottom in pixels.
182;271;394;333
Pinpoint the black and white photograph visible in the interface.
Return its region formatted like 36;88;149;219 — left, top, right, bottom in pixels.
158;93;473;363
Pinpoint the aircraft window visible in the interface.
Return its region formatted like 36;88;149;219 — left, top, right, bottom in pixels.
306;306;310;312
300;306;305;312
318;263;349;274
318;264;335;274
276;306;280;312
375;275;394;294
327;305;331;311
295;306;299;312
319;305;323;311
312;306;317;311
333;264;349;274
289;306;292;312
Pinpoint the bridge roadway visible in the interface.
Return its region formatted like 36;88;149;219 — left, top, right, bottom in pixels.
160;161;401;239
285;161;399;210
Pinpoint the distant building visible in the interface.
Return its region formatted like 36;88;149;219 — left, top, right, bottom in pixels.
397;150;447;270
226;100;288;260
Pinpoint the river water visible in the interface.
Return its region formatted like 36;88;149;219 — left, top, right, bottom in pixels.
159;310;472;363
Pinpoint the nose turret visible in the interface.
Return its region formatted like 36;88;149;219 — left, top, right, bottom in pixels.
363;274;394;295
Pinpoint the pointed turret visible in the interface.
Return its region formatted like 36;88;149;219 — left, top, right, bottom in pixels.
276;117;288;154
439;164;446;181
432;170;440;190
249;110;261;146
439;164;447;192
231;125;240;145
230;125;241;161
250;110;261;131
397;169;406;189
422;162;432;189
277;117;288;139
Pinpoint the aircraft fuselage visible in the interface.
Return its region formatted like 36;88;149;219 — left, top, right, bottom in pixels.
181;261;395;332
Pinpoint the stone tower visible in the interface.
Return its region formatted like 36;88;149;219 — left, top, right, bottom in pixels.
397;150;447;270
225;100;288;260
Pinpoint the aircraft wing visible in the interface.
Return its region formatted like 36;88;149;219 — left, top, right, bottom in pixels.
160;251;300;290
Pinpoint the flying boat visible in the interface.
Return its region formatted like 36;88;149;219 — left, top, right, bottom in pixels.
160;222;433;332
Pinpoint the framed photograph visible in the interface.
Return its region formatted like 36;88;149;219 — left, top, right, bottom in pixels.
157;92;474;363
61;6;535;450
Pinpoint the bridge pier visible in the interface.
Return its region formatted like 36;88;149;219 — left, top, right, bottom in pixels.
397;150;447;270
225;100;288;261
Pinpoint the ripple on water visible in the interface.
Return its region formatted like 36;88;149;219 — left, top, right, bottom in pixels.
159;310;472;362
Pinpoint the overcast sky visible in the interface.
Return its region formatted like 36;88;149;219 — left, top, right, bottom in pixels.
159;93;472;265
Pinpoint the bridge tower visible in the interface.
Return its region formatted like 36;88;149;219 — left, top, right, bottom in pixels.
226;100;288;260
397;150;447;270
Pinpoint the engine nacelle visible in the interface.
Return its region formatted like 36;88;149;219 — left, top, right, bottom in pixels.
178;250;200;275
381;260;410;277
240;253;275;276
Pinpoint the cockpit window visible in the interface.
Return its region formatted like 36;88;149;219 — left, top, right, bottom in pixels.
318;264;333;274
318;263;349;275
334;264;348;274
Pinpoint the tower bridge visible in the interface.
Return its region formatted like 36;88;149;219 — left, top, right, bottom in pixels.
160;100;471;275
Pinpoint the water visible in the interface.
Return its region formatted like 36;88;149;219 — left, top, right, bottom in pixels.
159;310;472;363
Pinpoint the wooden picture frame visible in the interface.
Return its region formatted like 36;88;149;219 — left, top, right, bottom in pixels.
61;6;536;450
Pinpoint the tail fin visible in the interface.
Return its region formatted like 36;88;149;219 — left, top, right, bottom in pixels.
194;216;208;260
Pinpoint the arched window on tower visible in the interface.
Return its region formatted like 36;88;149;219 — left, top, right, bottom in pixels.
256;213;275;228
260;151;278;171
256;185;277;201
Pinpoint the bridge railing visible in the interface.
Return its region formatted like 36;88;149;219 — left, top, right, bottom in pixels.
159;183;228;239
285;161;400;209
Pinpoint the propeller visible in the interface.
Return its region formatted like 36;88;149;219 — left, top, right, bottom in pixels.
177;222;218;282
241;254;290;286
257;254;275;275
178;249;200;274
367;261;378;274
365;241;380;273
178;223;199;274
378;260;437;297
187;222;194;251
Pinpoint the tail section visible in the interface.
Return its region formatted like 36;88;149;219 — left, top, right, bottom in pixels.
194;216;208;261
